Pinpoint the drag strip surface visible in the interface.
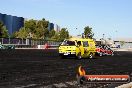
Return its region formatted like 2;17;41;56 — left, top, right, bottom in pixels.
0;49;132;88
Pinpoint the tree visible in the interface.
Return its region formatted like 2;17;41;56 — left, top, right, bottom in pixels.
120;41;125;46
84;26;94;38
12;18;70;41
25;19;36;32
59;28;69;41
41;18;49;28
34;28;44;39
49;29;55;38
0;21;3;36
1;26;9;38
51;32;60;41
0;21;9;38
15;27;29;39
34;18;49;39
36;19;49;29
43;28;49;39
15;18;50;39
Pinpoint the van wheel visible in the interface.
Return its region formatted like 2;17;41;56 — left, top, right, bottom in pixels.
77;53;81;59
89;53;93;59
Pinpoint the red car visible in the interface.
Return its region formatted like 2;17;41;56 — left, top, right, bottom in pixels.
104;46;114;56
96;45;114;56
96;45;105;56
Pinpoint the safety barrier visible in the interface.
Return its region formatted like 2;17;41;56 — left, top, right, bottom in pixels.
13;44;59;49
37;44;59;49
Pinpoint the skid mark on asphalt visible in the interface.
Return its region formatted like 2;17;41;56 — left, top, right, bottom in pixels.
42;81;124;88
42;81;78;88
53;83;68;87
15;84;38;88
66;81;77;86
14;81;127;88
14;81;77;88
42;81;107;88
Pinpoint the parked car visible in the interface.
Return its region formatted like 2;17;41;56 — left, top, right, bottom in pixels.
0;44;5;49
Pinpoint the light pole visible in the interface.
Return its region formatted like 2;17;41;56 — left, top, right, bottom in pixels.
115;30;118;40
103;34;105;39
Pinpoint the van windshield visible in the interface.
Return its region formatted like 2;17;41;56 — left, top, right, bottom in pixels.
61;40;75;46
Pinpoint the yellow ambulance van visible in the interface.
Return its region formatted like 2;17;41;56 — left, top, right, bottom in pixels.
59;38;96;59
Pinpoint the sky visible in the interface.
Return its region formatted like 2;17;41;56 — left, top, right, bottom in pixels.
0;0;132;39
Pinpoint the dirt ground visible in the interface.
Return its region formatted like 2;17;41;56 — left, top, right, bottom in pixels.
0;49;132;88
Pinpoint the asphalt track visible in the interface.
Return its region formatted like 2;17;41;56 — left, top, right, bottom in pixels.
0;49;132;88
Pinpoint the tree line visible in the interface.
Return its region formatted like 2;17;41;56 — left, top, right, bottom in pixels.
0;18;94;41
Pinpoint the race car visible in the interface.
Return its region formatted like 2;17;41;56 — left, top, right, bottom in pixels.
96;45;114;56
104;46;114;56
95;45;105;56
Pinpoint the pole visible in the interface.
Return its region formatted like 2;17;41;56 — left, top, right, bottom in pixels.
9;36;10;44
103;34;105;39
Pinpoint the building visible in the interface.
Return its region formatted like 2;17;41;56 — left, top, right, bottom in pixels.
114;38;132;48
54;24;60;32
48;23;54;31
0;13;24;35
95;38;132;48
48;23;61;32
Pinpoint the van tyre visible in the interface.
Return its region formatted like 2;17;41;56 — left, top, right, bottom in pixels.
89;53;93;59
77;53;81;60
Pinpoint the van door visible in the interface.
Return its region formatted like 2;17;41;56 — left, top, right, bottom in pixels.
77;41;84;56
82;41;90;56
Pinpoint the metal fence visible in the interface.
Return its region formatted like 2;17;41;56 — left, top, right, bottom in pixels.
0;38;26;45
0;38;61;48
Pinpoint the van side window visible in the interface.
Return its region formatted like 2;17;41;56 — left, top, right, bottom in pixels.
83;41;89;47
77;41;81;46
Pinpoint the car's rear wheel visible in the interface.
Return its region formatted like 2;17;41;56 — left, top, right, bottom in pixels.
99;52;103;56
111;52;114;56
